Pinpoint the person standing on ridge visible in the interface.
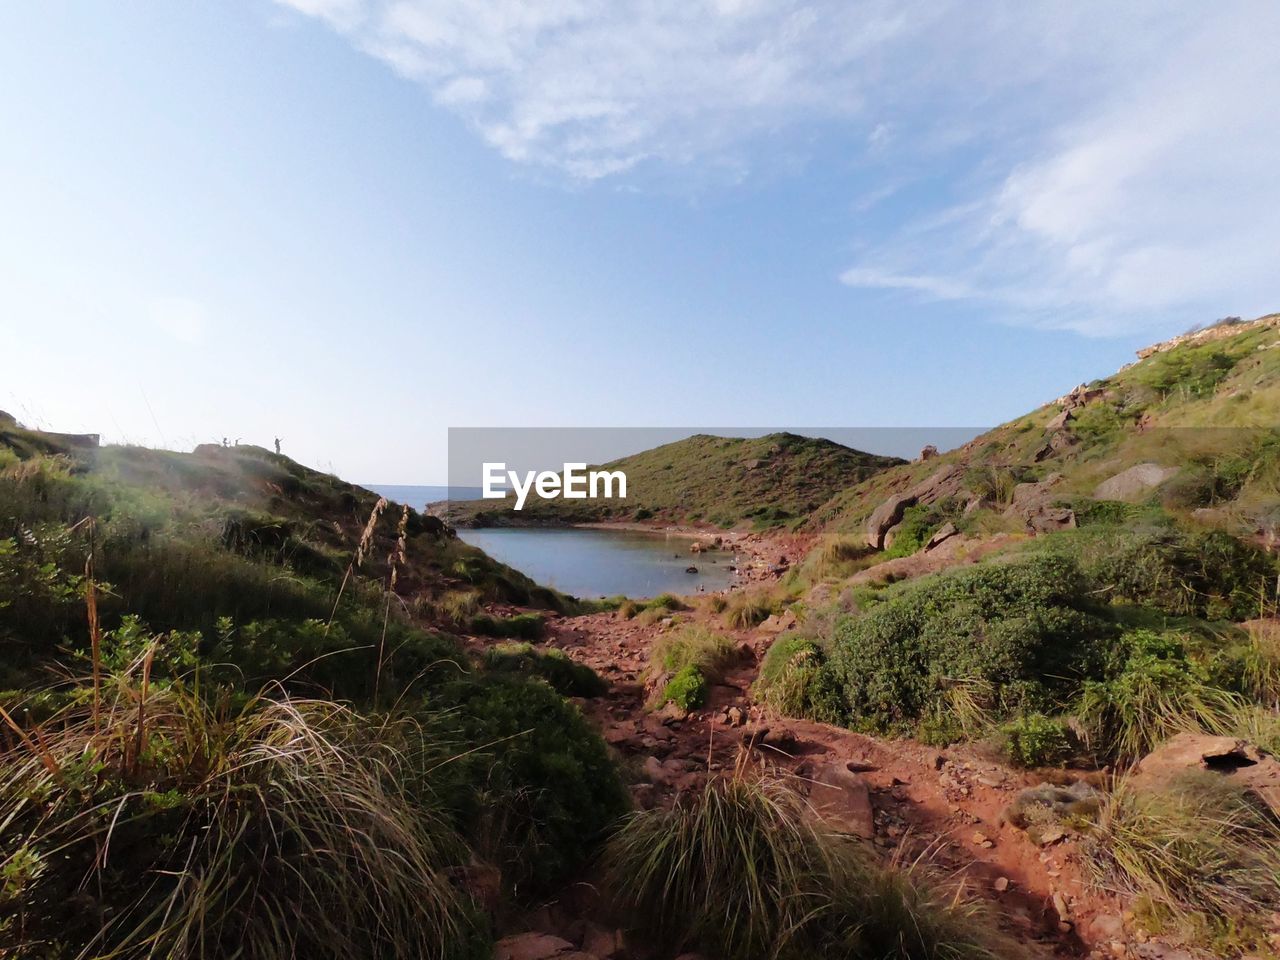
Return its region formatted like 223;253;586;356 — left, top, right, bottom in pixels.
274;437;282;455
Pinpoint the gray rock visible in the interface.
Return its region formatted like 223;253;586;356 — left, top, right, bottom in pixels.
1094;462;1179;502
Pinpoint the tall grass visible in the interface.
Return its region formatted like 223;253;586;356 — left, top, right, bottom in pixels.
1085;773;1280;952
0;669;476;960
724;591;773;629
604;766;1022;960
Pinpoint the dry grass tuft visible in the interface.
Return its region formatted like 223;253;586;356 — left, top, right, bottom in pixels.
0;666;474;960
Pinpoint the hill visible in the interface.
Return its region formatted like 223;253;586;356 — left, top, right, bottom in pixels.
808;313;1280;548
444;431;903;530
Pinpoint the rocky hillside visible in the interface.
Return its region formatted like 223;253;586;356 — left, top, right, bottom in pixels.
811;313;1280;549
444;431;902;530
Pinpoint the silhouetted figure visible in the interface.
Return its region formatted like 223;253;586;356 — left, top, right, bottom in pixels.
222;437;228;448
274;437;282;455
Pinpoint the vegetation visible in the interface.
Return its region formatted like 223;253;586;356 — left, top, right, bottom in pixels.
0;673;480;960
1001;713;1073;768
605;769;1021;960
723;590;774;628
661;665;709;711
482;641;607;697
754;633;842;722
826;555;1115;736
0;427;628;956
1086;773;1280;955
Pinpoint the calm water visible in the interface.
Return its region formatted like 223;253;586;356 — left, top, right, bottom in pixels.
457;527;739;599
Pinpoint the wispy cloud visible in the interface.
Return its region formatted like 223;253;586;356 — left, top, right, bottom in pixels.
275;0;1279;334
841;9;1280;334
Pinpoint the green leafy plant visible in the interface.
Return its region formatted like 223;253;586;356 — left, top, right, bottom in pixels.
1002;713;1072;767
661;666;708;711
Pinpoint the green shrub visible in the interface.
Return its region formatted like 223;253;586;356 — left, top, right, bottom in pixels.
661;666;708;711
1002;713;1072;767
435;675;628;893
605;774;1019;960
1078;630;1237;762
754;634;844;723
828;555;1115;735
482;642;606;698
1135;344;1238;400
1083;528;1275;620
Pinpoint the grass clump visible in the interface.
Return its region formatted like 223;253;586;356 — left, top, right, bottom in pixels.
651;625;737;680
605;769;1020;960
1086;773;1280;954
482;642;606;697
753;633;842;722
723;591;773;629
0;676;478;960
469;611;545;640
661;665;709;711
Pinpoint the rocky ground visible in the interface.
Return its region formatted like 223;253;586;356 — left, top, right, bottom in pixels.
467;584;1220;960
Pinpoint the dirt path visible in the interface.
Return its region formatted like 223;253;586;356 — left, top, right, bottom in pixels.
530;607;1125;959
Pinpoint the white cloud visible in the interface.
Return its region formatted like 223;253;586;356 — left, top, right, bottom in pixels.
276;0;933;177
275;0;1280;334
842;8;1280;334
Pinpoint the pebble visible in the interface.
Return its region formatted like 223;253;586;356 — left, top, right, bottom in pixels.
993;876;1010;892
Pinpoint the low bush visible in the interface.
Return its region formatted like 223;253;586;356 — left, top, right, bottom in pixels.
1002;713;1073;768
828;555;1115;735
883;500;961;559
482;642;606;697
434;675;629;894
1077;630;1238;762
753;634;843;723
470;611;545;640
605;771;1020;960
661;665;708;711
1085;773;1280;955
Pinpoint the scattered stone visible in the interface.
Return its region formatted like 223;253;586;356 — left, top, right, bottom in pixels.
1090;914;1126;941
1052;891;1070;923
993;876;1010;893
724;706;746;727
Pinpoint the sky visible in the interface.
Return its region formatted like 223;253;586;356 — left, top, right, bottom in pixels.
2;2;1277;483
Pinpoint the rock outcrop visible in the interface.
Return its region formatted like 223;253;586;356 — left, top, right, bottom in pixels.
1093;462;1178;502
864;464;966;549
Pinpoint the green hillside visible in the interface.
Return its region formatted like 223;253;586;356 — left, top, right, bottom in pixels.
446;431;902;530
810;313;1280;542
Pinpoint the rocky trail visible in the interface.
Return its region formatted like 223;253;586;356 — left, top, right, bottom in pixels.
474;600;1171;960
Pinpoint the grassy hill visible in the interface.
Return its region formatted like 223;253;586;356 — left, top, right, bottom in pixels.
809;313;1280;542
445;431;903;530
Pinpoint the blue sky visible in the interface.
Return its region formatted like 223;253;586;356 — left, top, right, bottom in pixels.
3;2;1277;483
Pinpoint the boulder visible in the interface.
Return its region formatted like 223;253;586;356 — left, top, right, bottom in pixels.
1093;462;1178;502
865;465;966;549
1132;733;1280;816
924;522;959;551
1045;408;1073;432
809;763;875;838
865;492;917;550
